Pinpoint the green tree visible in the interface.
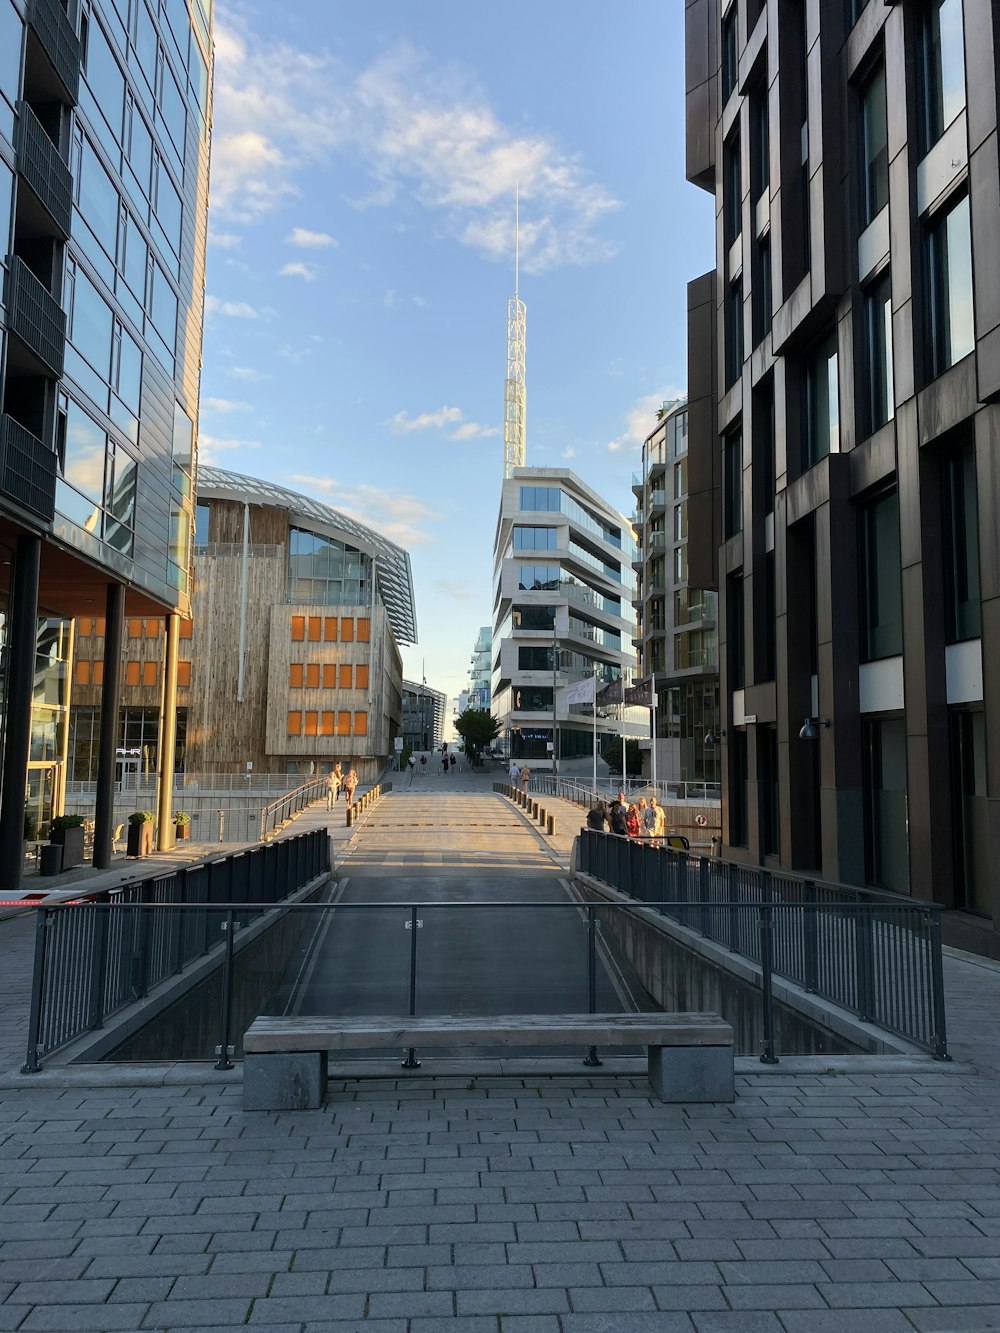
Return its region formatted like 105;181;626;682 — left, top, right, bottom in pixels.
601;736;642;779
454;709;501;765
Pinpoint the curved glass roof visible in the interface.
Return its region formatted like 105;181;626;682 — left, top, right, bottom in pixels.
197;466;417;645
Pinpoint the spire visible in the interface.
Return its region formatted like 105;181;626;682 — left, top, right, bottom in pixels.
503;185;526;479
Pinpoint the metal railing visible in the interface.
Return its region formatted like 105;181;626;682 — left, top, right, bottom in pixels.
577;830;949;1060
22;829;329;1071
529;775;721;807
66;772;322;795
259;777;329;840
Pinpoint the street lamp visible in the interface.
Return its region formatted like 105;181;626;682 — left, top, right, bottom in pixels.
798;717;831;741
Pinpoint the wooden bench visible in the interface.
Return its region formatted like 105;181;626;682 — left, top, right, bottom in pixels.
242;1012;734;1110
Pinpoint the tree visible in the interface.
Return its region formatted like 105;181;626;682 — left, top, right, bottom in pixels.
601;736;642;779
454;709;501;765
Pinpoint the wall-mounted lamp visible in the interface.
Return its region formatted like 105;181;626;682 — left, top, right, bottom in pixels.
798;717;831;741
704;728;726;748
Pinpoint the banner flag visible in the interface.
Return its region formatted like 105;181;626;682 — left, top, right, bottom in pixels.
564;675;597;706
624;677;654;708
595;678;624;708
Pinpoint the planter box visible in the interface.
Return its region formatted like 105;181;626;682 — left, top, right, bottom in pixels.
39;842;63;876
175;824;189;841
126;822;154;857
50;825;85;869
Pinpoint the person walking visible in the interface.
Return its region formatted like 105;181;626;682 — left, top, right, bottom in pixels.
642;795;659;844
509;761;520;785
419;754;427;776
586;800;609;831
652;796;666;847
520;765;531;792
449;753;456;771
609;800;628;837
343;767;358;805
326;763;342;810
625;802;641;838
442;752;449;775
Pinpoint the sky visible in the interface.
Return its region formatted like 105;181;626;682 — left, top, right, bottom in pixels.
199;1;716;717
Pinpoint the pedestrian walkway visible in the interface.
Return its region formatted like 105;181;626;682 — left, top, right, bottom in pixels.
2;784;1000;1331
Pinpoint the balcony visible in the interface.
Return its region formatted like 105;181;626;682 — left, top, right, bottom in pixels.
15;102;72;238
26;0;80;105
648;489;667;511
0;415;57;521
5;255;66;377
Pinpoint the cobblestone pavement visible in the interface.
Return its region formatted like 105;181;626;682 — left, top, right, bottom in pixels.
2;779;1000;1331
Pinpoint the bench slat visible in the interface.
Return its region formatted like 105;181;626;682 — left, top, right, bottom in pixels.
244;1013;733;1053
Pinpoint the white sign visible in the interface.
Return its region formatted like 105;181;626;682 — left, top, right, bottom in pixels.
394;737;404;751
246;761;253;771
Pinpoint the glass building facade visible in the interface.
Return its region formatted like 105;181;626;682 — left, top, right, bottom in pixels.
0;0;212;864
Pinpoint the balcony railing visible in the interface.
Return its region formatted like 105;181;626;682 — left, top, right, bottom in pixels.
648;489;667;509
26;0;80;105
0;415;57;521
5;255;66;377
15;102;72;237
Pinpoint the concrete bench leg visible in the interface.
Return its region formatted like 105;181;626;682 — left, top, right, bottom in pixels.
647;1044;734;1103
243;1051;328;1111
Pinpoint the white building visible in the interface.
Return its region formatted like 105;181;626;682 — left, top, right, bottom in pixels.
492;468;642;772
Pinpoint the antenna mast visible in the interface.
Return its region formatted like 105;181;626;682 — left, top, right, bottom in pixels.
503;185;526;478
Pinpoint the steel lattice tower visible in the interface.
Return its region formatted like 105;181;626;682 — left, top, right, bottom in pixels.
503;190;526;478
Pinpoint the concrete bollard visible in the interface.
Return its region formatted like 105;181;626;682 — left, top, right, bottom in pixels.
346;804;354;827
547;814;554;836
538;805;545;825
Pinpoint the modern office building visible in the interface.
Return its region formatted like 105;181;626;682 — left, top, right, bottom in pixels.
468;625;491;712
632;396;720;784
492;467;640;771
401;679;446;752
0;0;212;873
686;0;1000;951
70;467;415;781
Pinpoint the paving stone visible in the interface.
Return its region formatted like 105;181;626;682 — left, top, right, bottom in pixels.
560;1315;694;1332
245;1293;365;1322
426;1263;535;1290
366;1288;454;1318
457;1287;570;1315
18;1304;150;1330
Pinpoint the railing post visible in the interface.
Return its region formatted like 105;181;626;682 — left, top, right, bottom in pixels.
87;894;110;1029
583;904;602;1067
758;872;779;1064
402;904;420;1069
215;908;237;1071
132;881;156;1000
929;908;951;1061
22;909;50;1073
726;861;739;951
698;856;710;937
802;880;818;992
855;899;876;1022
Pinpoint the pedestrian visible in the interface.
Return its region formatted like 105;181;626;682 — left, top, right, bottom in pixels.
442;752;449;774
610;801;628;837
343;768;358;805
509;761;520;785
625;803;641;838
326;763;342;810
642;795;659;843
419;754;427;775
520;765;531;792
653;798;667;846
449;753;456;770
637;796;649;838
586;800;608;831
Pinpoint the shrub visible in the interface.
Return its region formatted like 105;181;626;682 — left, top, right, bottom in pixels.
49;814;85;831
173;811;190;826
129;810;155;826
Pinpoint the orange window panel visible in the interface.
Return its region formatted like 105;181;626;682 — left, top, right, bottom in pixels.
177;661;192;687
324;617;338;641
287;710;302;736
179;619;193;639
340;617;354;642
77;618;92;637
291;616;305;641
125;661;141;686
357;617;370;642
355;664;369;689
305;663;320;689
322;663;337;689
353;711;368;736
307;617;321;642
289;663;304;688
337;710;351;735
339;664;353;689
74;660;90;686
142;662;158;687
304;710;318;736
128;619;142;637
93;660;104;685
320;711;335;736
146;621;161;638
95;618;106;636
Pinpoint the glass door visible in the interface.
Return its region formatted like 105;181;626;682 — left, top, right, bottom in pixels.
25;764;56;839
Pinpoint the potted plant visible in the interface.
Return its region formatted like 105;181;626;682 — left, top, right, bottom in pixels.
127;810;155;858
173;811;190;841
49;814;86;869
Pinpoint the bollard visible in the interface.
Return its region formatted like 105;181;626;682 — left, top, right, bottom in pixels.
547;814;554;836
531;801;538;819
346;804;354;827
537;805;545;825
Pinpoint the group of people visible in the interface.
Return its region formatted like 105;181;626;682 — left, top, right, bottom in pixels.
325;762;358;810
407;752;459;776
587;791;672;844
508;762;531;791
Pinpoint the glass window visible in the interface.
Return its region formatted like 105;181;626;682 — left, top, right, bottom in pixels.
356;664;369;689
354;712;368;735
728;573;745;689
159;67;186;157
122;214;147;303
287;711;301;737
133;0;158;99
339;664;352;689
860;490;902;661
337;711;351;735
753;234;772;343
69;264;114;380
290;616;305;641
0;0;23;119
513;526;558;550
950;710;989;914
78;140;119;260
919;0;966;154
62;400;107;507
751;91;769;201
725;280;743;388
305;663;320;689
153;160;182;254
84;16;126;147
943;440;981;643
724;430;743;538
926;193;974;379
729;729;749;847
860;61;889;228
0;160;12;259
105;444;136;554
803;330;839;468
150;262;178;348
114;325;142;415
721;5;738;103
357;617;370;641
862;718;909;893
863;269;894;435
126;99;153;198
724;133;742;248
340;618;354;642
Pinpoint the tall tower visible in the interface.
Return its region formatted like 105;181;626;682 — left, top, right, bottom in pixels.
503;190;526;478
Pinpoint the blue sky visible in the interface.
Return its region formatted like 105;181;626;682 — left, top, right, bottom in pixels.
200;1;715;711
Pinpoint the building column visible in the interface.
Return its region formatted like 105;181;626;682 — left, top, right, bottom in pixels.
0;535;41;888
156;614;180;851
92;582;124;869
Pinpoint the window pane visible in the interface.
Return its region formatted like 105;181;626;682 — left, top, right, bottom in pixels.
927;194;974;377
287;711;301;736
306;663;320;688
860;63;888;226
943;441;981;642
863;270;894;434
0;0;22;119
116;326;142;413
921;0;966;151
289;664;303;688
70;266;114;379
63;401;107;505
85;16;126;146
79;141;119;259
339;664;352;689
861;491;902;660
804;331;839;467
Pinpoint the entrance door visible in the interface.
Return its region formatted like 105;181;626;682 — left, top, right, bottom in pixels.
25;764;57;839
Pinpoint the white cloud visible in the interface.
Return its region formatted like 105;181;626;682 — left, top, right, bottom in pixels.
229;366;271;382
278;344;313;363
199;433;262;463
383;289;401;308
202;397;252;413
450;421;500;441
204;295;263;320
285;227;337;249
208;231;243;250
562;446;577;459
412;295;429;308
287;474;440;548
434;580;480;600
387;406;464;434
210;18;620;271
279;261;319;282
606;389;686;454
